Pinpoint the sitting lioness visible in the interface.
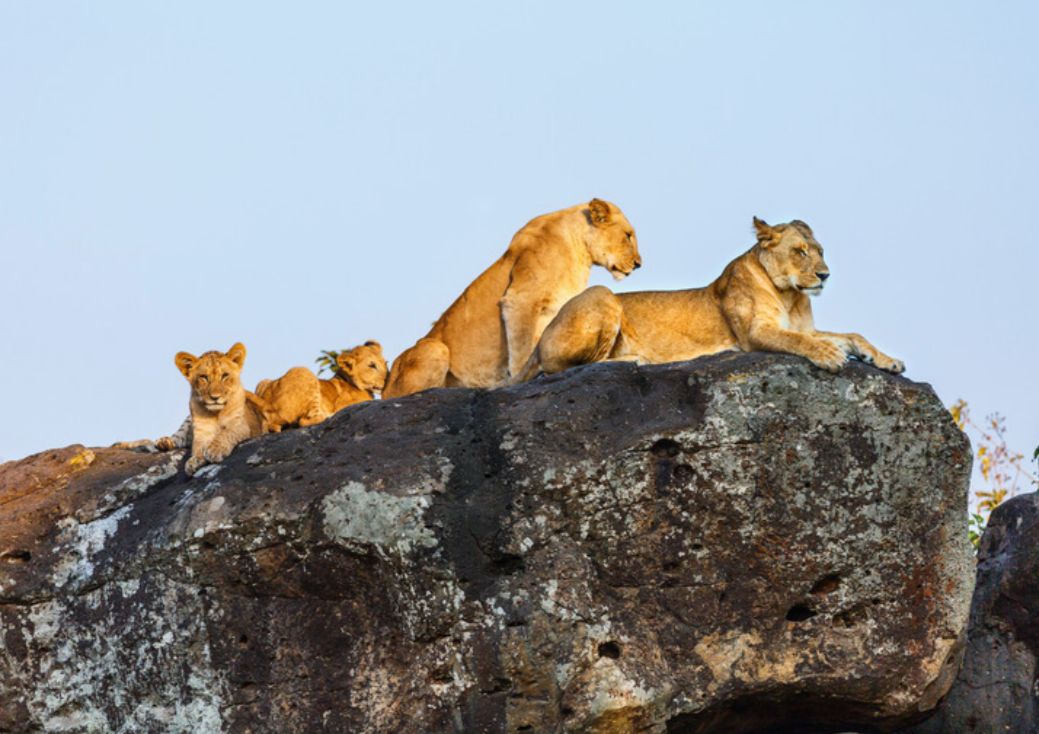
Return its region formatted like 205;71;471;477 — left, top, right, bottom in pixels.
174;343;269;476
255;341;388;431
517;217;904;379
382;199;642;398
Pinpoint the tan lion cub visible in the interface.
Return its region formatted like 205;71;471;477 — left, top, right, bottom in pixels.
175;342;268;476
518;217;904;379
255;341;388;432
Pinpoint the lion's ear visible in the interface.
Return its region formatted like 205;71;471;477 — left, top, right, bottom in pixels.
789;219;813;236
588;198;611;225
337;354;355;373
175;352;197;378
753;217;777;247
364;340;382;353
226;343;247;367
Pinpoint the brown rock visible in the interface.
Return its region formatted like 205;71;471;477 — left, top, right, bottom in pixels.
900;490;1039;734
0;353;974;733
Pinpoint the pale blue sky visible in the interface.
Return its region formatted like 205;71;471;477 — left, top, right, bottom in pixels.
1;2;1036;479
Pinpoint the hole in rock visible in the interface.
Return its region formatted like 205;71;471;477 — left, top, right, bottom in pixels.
834;603;870;628
485;677;511;693
651;438;681;458
810;574;841;595
785;604;817;622
1;550;31;564
597;641;622;659
672;464;694;483
487;554;525;576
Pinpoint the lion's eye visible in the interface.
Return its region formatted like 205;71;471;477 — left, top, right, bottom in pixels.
625;232;633;241
798;249;809;257
221;372;230;381
369;362;377;369
198;376;208;384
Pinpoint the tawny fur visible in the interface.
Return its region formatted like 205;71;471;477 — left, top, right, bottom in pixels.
382;199;642;398
518;218;904;380
255;341;388;431
111;418;190;453
323;341;388;412
173;342;268;476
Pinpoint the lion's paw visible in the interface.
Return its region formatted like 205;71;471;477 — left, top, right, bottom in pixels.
185;455;206;476
876;355;905;374
810;342;848;373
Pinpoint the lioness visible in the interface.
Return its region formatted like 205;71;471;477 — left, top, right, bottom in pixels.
517;217;904;379
255;341;388;431
382;199;641;398
175;343;268;476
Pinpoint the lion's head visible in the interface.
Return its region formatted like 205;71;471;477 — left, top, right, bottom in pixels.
175;342;247;414
583;198;642;281
753;217;830;296
336;341;389;394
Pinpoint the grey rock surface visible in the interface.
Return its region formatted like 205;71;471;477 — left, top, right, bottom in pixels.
0;353;974;733
901;490;1039;734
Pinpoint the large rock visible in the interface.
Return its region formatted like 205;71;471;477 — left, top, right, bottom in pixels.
0;353;974;734
902;490;1039;734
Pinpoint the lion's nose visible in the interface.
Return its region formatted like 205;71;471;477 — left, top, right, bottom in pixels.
817;272;830;282
633;256;642;269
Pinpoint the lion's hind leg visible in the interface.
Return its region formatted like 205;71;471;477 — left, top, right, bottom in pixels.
383;337;451;398
297;386;331;427
524;286;625;378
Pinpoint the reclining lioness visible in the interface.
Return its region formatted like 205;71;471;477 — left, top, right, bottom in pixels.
382;199;642;398
255;341;388;431
517;217;904;379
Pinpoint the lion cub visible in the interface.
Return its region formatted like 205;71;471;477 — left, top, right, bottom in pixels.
255;341;387;432
175;342;268;476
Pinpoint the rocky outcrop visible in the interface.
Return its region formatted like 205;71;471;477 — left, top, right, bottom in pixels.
902;490;1039;734
0;353;974;733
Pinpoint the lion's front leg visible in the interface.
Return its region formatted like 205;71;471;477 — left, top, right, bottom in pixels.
747;322;848;373
185;450;208;477
816;331;905;374
158;416;192;450
202;432;240;465
501;293;556;380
